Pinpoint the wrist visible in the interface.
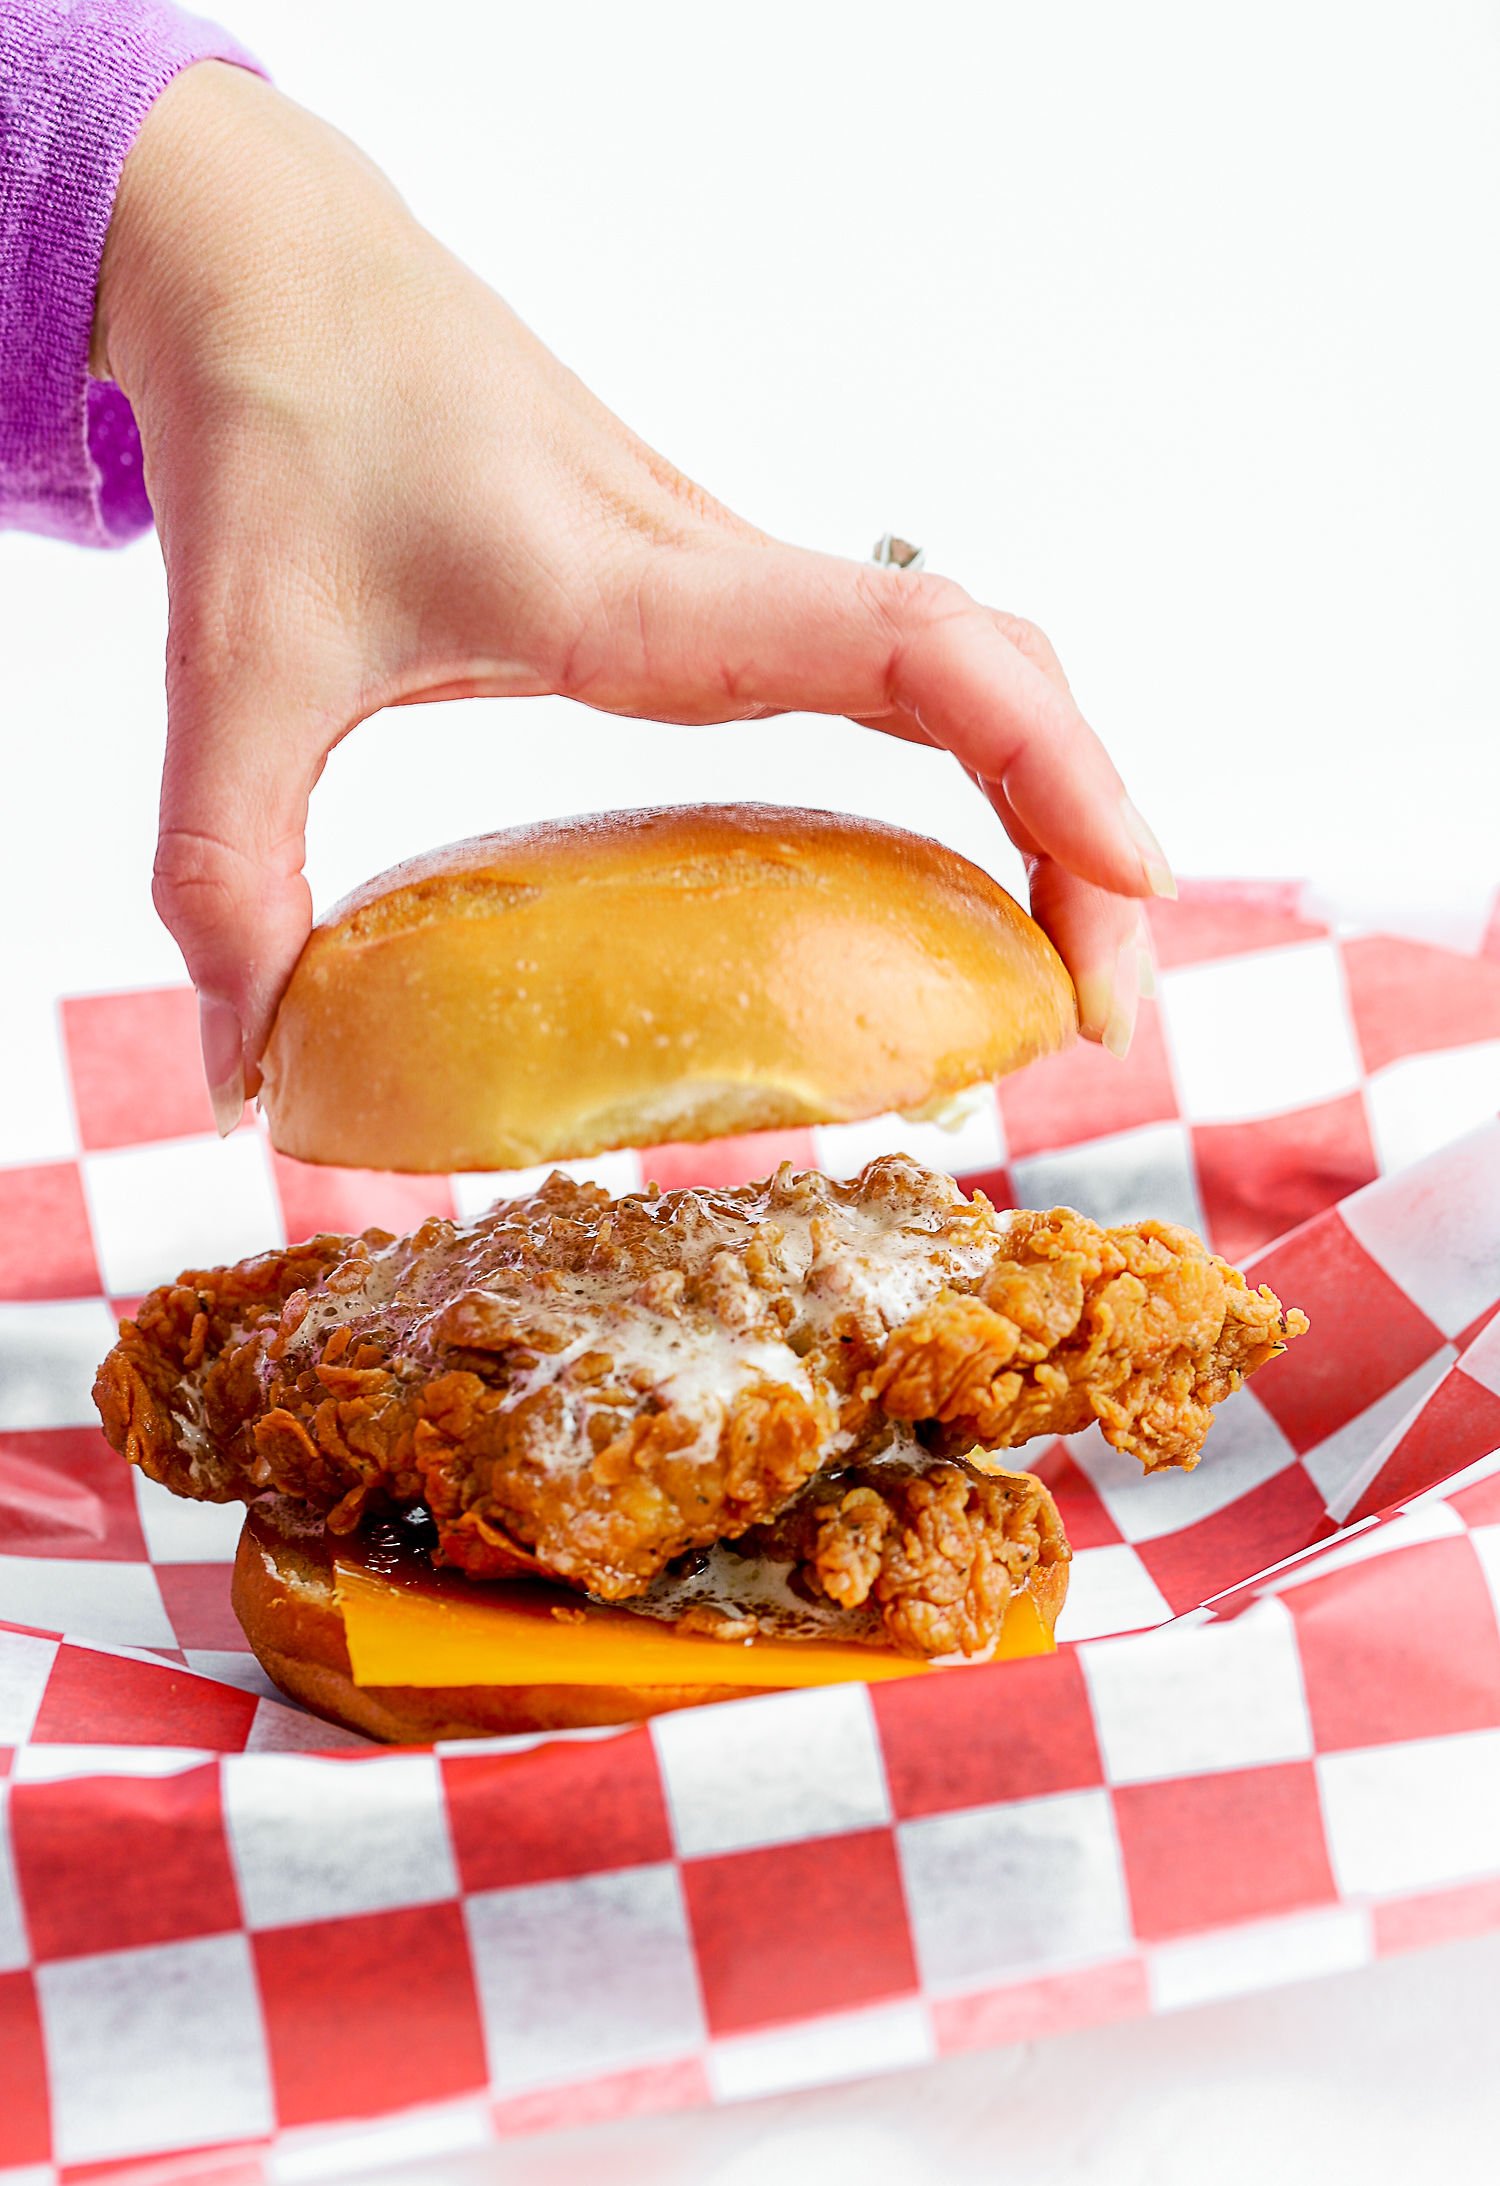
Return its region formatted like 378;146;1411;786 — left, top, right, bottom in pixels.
93;62;411;416
93;64;246;390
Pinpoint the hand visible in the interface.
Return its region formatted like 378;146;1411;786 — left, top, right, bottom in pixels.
94;62;1174;1132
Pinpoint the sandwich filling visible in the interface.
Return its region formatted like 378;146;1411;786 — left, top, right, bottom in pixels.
95;1155;1305;1659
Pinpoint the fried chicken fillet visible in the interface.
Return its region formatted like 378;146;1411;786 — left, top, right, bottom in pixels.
95;1156;1306;1659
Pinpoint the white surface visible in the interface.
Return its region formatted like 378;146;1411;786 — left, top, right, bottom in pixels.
1146;1905;1372;2016
464;1866;706;2096
0;1555;173;1647
1319;1730;1500;1899
224;1753;459;1927
1071;1389;1297;1541
1080;1600;1312;1782
37;1932;273;2164
83;1131;286;1296
651;1683;892;1856
899;1789;1133;1988
2;0;1497;2176
1366;1039;1500;1175
0;1299;122;1427
706;1999;935;2105
0;1631;59;1747
1011;1120;1207;1234
1157;944;1364;1122
3;0;1497;1032
1340;1124;1500;1338
0;1786;30;1974
1051;1542;1173;1642
133;1464;248;1561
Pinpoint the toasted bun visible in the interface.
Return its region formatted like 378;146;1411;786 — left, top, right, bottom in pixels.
259;803;1076;1173
232;1498;775;1741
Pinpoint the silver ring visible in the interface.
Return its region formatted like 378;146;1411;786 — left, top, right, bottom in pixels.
871;532;925;572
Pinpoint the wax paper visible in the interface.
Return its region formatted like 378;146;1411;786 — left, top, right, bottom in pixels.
2;878;1499;2182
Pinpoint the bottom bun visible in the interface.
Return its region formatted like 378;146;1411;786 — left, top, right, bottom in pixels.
233;1493;1068;1744
232;1498;777;1740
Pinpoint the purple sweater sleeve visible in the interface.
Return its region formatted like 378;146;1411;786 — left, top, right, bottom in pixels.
0;1;261;548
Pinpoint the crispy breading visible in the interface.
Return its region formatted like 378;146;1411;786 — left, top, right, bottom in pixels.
748;1455;1072;1659
94;1156;1305;1654
867;1208;1298;1473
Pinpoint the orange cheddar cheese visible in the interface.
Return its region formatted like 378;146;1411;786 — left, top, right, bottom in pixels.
334;1559;1055;1691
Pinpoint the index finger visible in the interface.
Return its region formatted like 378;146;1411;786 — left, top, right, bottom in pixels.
655;542;1175;902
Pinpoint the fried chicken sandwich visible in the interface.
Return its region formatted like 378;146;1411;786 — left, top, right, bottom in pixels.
94;806;1306;1740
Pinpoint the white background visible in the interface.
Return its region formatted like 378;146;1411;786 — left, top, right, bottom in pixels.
2;0;1498;2173
3;0;1497;1031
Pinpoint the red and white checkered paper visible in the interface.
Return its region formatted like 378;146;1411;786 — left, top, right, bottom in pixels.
3;878;1500;2183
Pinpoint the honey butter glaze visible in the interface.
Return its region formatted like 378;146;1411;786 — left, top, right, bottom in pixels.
221;1153;1000;1488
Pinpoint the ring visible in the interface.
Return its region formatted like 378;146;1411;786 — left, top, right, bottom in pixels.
871;532;925;572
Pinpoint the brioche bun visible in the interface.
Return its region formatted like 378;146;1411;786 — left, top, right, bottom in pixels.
258;803;1076;1173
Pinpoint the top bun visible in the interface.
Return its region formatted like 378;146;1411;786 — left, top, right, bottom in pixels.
259;804;1077;1172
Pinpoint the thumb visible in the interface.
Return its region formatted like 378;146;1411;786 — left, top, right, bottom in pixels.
153;664;332;1131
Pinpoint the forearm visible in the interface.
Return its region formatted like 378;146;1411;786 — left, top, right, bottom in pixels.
0;0;260;548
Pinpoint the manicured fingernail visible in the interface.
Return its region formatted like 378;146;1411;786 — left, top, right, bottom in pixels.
1120;796;1177;899
198;994;245;1138
1102;938;1140;1058
1075;963;1114;1043
1137;925;1158;1000
1076;936;1140;1056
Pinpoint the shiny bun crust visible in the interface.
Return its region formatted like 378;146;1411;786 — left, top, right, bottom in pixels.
231;1499;771;1743
258;803;1077;1173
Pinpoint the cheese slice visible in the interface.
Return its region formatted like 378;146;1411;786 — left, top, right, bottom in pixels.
335;1558;1054;1690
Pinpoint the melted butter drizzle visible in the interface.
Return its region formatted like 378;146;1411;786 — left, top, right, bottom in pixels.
167;1156;1008;1487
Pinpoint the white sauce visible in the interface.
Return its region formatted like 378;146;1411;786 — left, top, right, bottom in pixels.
171;1156;1008;1490
630;1540;884;1645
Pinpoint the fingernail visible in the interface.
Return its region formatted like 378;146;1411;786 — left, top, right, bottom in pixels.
1103;938;1140;1058
1137;921;1158;1000
1075;963;1112;1043
1076;934;1141;1057
1119;796;1178;900
198;994;245;1138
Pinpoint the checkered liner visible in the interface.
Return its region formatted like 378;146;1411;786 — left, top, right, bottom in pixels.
3;880;1500;2182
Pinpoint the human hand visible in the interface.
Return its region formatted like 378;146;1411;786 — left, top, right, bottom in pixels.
94;62;1174;1132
